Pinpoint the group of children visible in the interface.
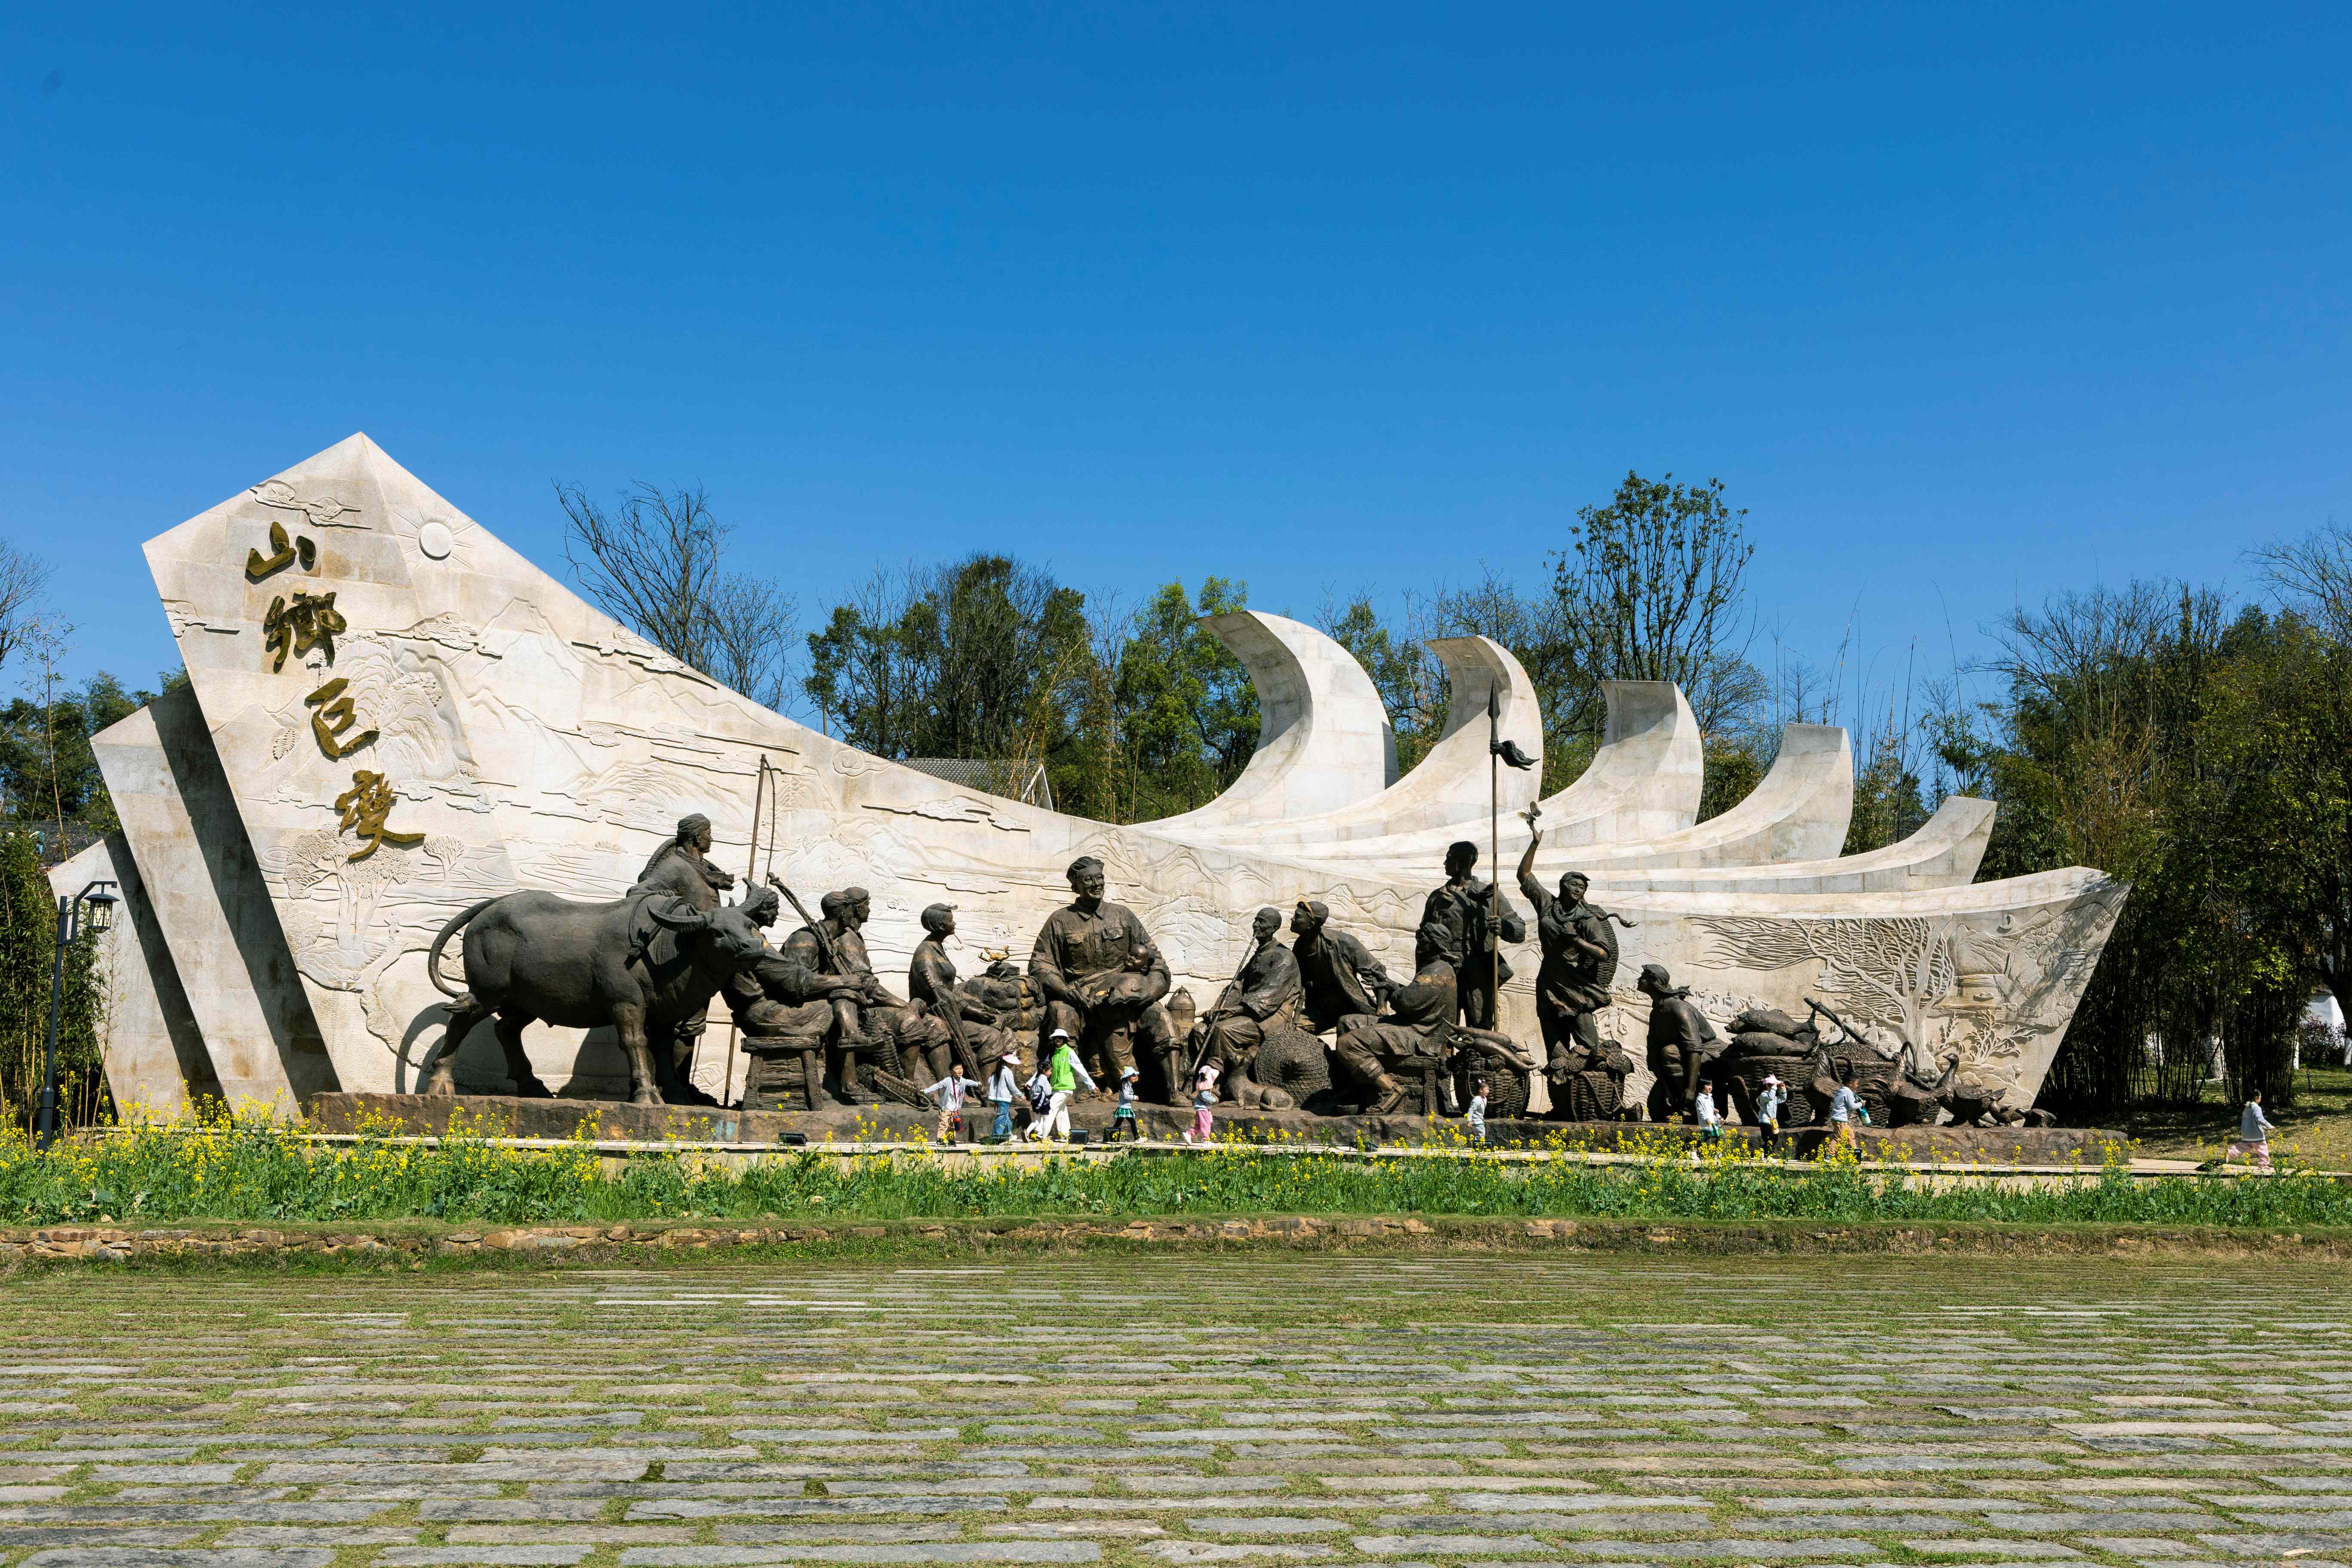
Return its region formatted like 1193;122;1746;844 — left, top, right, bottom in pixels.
1681;1070;2285;1171
928;1044;2291;1167
921;1028;1219;1145
926;1056;1861;1152
1683;1066;1864;1153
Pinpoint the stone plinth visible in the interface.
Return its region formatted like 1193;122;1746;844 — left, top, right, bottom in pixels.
304;1091;2126;1164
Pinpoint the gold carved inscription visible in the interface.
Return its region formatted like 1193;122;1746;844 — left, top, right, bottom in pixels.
238;533;422;866
333;770;424;861
244;520;317;582
305;678;378;759
261;590;347;673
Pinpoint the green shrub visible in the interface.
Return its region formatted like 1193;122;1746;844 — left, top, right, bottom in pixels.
0;831;101;1135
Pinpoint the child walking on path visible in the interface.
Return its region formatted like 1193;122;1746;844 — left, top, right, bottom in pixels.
2226;1091;2276;1171
1466;1080;1488;1145
924;1063;974;1143
1111;1066;1141;1141
1826;1068;1862;1156
1023;1063;1053;1141
1036;1028;1096;1143
1755;1074;1786;1152
1183;1064;1219;1144
987;1050;1021;1141
1694;1078;1723;1142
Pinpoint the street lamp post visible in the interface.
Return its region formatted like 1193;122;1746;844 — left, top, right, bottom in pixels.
39;878;116;1152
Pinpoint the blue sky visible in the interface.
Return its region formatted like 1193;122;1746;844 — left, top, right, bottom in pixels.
5;3;2348;734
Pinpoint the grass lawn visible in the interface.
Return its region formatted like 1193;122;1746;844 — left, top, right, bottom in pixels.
11;1109;2352;1231
2116;1063;2352;1165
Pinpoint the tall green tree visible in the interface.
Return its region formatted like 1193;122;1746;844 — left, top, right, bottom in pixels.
1933;584;2303;1114
1321;595;1436;775
1697;735;1767;824
1314;472;1775;805
1544;471;1766;742
0;830;103;1133
0;670;182;837
1109;579;1259;821
1843;731;1930;854
2189;614;2352;1097
802;554;1096;803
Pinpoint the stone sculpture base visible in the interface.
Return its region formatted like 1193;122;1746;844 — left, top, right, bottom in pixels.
304;1092;2125;1164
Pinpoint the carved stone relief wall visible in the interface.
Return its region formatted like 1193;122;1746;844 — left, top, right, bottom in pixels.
92;435;2125;1114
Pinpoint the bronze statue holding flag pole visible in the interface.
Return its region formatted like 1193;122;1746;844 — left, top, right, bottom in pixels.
1410;682;1532;1040
1485;682;1537;1023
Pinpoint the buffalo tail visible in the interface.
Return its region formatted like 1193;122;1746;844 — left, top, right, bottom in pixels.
425;897;499;999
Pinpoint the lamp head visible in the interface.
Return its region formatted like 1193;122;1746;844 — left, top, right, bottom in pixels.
80;879;118;934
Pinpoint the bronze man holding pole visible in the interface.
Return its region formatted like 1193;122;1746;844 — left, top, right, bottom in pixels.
1196;907;1302;1100
1416;840;1524;1031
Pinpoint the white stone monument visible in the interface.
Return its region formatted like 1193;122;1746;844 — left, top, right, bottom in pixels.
88;435;2124;1115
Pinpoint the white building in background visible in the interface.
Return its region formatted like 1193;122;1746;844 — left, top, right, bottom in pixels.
2302;990;2348;1068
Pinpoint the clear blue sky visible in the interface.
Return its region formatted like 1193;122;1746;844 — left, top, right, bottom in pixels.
6;3;2348;735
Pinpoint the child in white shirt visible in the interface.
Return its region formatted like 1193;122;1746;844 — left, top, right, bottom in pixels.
1755;1075;1787;1151
1694;1077;1722;1142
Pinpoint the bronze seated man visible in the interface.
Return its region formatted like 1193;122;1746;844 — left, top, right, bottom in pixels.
1332;961;1532;1117
1029;855;1179;1100
1289;899;1392;1036
1197;906;1302;1102
725;892;870;1110
776;882;925;1105
904;902;1019;1084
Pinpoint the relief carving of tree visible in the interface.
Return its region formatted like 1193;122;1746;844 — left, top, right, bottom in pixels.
1694;915;1955;1047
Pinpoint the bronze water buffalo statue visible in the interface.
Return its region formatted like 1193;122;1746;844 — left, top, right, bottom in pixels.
420;884;778;1106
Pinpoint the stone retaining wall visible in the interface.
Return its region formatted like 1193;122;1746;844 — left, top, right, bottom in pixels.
6;1212;2340;1268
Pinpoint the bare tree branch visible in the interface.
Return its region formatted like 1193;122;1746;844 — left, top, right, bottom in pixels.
2254;521;2352;646
0;542;53;675
705;570;798;710
554;479;798;709
558;481;727;671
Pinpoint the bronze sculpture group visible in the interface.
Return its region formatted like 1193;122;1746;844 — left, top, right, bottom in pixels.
417;811;2037;1131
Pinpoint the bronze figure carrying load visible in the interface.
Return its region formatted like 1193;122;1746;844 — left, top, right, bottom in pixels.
1415;840;1525;1031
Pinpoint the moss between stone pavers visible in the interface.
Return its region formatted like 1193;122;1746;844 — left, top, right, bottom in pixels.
9;1210;2352;1273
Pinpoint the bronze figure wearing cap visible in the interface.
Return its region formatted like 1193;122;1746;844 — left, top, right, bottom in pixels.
1028;856;1177;1099
1288;900;1392;1036
906;903;1018;1081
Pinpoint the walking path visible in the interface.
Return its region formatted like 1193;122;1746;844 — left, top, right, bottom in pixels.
1;1254;2349;1567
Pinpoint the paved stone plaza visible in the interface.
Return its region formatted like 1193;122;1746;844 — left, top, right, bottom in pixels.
1;1254;2347;1568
